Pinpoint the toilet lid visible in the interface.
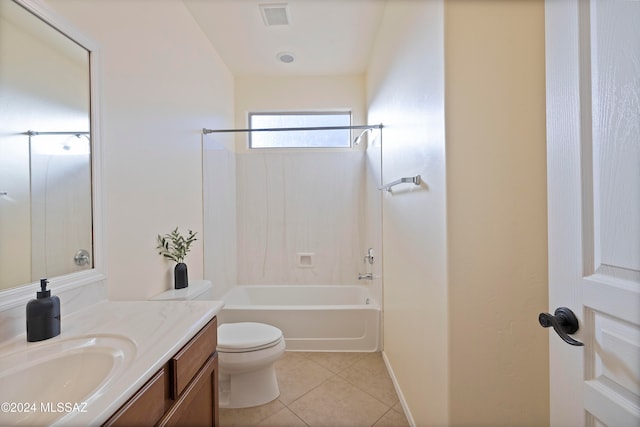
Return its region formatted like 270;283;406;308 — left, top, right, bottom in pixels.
217;322;283;352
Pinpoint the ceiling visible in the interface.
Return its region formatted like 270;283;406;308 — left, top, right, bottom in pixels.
182;0;387;77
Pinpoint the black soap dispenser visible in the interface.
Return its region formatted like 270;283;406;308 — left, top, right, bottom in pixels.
26;278;61;342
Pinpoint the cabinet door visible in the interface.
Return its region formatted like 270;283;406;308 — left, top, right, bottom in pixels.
159;353;218;427
172;317;217;397
103;366;168;427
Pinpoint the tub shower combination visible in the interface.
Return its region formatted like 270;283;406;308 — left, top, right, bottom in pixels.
204;123;387;354
219;285;381;352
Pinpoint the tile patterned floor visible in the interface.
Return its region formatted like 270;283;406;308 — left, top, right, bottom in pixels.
220;352;410;427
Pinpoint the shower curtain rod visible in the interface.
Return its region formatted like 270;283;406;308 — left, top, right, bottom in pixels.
25;131;89;136
202;123;383;135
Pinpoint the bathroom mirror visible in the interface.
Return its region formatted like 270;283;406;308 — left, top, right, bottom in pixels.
0;0;102;295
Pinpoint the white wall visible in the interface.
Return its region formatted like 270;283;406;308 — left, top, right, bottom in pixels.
445;1;548;425
367;1;448;425
234;75;366;151
46;0;235;300
368;1;549;426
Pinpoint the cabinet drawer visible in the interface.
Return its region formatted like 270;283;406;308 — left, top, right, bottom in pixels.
103;367;167;427
172;317;217;397
159;353;218;427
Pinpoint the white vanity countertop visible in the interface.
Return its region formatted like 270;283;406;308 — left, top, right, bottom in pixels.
0;299;224;426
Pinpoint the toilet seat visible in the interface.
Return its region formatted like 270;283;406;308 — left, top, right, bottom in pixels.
218;322;283;353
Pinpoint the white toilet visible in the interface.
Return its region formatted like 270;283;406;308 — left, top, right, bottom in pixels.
217;322;285;408
152;281;286;409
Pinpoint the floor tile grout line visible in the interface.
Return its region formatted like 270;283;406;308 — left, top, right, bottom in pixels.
337;372;396;415
291;351;368;375
267;404;311;427
278;370;340;410
280;370;395;427
221;352;407;427
279;352;397;421
372;406;400;427
333;361;399;410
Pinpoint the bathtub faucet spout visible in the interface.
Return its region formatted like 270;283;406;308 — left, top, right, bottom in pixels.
358;273;374;280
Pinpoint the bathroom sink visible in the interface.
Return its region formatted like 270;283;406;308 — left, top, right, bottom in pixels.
0;335;136;426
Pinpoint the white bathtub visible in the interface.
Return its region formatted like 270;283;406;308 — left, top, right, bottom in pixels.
219;285;381;352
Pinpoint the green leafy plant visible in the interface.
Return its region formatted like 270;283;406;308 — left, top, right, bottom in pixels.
156;227;197;263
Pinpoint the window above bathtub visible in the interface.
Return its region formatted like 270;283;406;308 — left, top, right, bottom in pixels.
248;111;352;149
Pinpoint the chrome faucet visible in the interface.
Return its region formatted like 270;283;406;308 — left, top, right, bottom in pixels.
363;248;374;265
359;248;375;280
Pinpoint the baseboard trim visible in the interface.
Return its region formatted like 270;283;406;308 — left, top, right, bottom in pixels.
382;350;416;427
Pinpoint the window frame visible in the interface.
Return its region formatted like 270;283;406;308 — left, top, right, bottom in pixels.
247;110;353;149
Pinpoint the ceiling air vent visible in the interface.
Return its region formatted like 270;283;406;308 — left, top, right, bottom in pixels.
259;3;290;26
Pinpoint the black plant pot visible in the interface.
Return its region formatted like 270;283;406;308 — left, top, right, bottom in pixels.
174;262;188;289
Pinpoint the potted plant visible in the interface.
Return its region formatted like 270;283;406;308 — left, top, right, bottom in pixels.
156;227;197;289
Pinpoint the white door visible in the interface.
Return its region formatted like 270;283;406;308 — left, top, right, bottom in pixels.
545;0;640;426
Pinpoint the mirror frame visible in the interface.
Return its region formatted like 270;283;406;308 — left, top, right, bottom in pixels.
0;0;104;311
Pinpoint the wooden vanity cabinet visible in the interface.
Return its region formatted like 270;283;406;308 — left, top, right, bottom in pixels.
159;353;218;426
104;317;218;427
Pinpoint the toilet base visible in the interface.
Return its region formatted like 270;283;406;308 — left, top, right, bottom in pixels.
219;365;280;408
